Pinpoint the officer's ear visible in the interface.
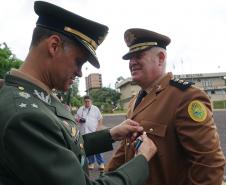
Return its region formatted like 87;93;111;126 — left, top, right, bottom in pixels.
158;51;166;66
47;35;62;57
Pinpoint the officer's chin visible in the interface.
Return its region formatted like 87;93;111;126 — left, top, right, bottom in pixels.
61;82;70;92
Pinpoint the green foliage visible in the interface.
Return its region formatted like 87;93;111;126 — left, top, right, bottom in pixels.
213;100;226;109
0;43;23;78
57;79;83;108
71;96;83;107
89;87;121;113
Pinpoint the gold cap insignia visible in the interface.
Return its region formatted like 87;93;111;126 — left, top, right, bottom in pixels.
188;100;207;122
125;31;136;46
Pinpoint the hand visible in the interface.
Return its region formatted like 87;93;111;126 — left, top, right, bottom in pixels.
110;119;143;141
137;132;157;161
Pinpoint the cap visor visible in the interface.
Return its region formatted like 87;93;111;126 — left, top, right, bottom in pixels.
73;36;100;68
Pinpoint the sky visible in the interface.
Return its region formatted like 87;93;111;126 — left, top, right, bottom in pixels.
1;0;226;95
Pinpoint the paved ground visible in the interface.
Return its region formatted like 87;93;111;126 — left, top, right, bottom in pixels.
89;110;226;182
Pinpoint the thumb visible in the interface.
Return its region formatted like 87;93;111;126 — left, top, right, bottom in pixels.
127;120;140;126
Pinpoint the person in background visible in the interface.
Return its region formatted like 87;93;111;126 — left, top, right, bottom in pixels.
106;28;225;185
76;95;105;171
0;2;157;185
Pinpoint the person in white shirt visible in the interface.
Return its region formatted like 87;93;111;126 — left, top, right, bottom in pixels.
76;95;105;171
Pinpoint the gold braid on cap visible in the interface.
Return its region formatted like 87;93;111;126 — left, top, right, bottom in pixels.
64;26;98;50
129;42;157;51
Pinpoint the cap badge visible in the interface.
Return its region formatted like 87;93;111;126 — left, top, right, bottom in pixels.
125;31;136;46
188;100;207;122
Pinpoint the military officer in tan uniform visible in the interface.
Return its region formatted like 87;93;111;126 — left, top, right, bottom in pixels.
0;2;157;185
106;28;225;185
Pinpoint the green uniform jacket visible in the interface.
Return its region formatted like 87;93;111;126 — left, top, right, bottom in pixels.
0;74;149;185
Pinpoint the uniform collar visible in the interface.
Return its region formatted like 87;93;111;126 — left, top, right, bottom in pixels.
144;72;173;94
130;72;173;118
5;73;75;122
9;69;52;95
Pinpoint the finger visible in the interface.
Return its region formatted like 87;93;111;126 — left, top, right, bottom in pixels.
127;119;140;126
140;131;147;139
131;132;139;141
129;125;144;133
132;132;138;138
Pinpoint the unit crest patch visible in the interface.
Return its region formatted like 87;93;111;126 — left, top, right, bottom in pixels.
188;100;207;122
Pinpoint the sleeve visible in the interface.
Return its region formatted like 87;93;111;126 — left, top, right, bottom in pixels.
76;107;82;118
105;140;127;172
175;89;225;185
2;111;150;185
83;129;113;156
95;106;103;121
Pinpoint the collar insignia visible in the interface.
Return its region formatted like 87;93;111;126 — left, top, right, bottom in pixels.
34;89;51;104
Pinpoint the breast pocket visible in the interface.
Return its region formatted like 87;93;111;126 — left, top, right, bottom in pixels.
141;121;167;138
141;120;168;156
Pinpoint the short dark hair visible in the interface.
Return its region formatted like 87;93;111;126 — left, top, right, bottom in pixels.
30;26;77;48
83;95;91;100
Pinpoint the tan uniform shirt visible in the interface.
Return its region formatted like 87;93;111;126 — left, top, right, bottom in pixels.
107;73;225;185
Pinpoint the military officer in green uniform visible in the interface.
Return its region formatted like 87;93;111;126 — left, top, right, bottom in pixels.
0;1;157;185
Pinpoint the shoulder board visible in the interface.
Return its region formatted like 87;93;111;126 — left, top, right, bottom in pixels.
170;78;194;90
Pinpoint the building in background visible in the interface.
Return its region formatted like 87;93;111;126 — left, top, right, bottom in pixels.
85;73;102;94
116;72;226;109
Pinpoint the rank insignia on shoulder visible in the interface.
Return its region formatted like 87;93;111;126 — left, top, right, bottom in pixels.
170;78;194;90
18;86;25;91
31;103;38;108
19;92;31;99
188;100;207;122
19;103;27;108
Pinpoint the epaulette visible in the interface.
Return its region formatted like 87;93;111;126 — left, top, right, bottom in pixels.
169;78;194;90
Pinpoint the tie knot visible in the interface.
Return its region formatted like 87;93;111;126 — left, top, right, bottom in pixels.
139;90;147;98
134;90;147;110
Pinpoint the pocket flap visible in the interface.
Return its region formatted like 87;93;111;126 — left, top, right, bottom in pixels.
141;121;167;137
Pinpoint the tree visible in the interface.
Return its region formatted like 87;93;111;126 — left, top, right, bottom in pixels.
0;43;23;78
89;87;121;113
58;77;83;108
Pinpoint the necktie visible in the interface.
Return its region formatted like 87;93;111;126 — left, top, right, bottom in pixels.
134;90;147;110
